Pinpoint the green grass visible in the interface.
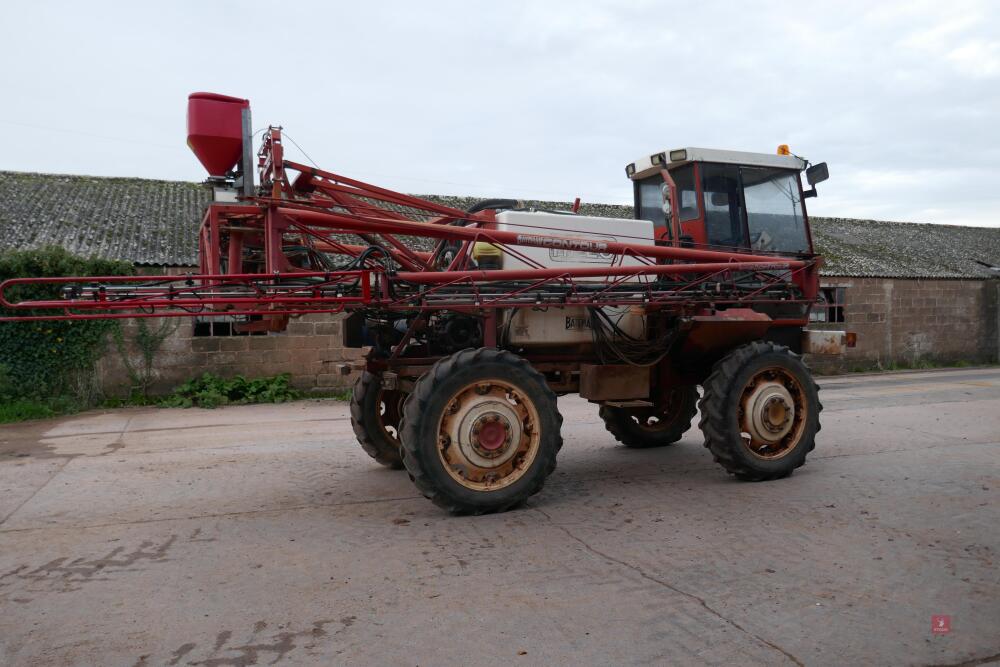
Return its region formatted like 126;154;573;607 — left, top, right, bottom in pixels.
0;372;359;424
0;397;81;424
307;388;353;402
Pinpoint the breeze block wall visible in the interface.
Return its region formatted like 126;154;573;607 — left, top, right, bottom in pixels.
96;312;363;396
808;277;999;372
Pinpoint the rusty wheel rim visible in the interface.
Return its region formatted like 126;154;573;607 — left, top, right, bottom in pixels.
436;380;541;491
737;367;807;460
377;388;405;446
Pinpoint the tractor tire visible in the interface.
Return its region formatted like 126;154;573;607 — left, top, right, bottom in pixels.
350;371;407;469
699;341;821;481
599;385;698;448
400;348;563;514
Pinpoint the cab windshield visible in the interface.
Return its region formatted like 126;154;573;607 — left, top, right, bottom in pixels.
741;167;809;253
700;164;809;253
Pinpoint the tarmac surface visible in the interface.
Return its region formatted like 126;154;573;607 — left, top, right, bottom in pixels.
0;367;998;666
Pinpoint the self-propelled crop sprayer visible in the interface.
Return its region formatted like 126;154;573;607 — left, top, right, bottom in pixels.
0;92;854;513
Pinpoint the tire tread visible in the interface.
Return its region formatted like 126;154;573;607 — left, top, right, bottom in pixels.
350;371;404;469
400;348;562;514
599;387;698;448
698;342;821;481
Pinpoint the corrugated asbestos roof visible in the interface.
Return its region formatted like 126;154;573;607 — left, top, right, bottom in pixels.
809;217;1000;279
1;171;997;278
0;171;210;266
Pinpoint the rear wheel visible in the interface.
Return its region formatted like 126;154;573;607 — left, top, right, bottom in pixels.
350;371;407;469
400;348;562;514
599;385;698;448
699;342;820;481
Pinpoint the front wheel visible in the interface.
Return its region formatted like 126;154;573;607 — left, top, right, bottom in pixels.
699;342;821;481
400;348;563;514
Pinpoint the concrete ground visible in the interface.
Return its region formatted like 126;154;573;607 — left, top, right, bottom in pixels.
0;367;998;667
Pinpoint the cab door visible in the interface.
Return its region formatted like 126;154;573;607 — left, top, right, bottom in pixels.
699;164;748;249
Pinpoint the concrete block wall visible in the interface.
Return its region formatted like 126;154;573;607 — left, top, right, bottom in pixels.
96;313;363;396
809;277;999;371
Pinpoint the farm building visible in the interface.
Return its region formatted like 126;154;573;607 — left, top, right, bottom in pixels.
1;170;997;394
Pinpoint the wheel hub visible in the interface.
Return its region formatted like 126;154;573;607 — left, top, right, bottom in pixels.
472;415;511;453
450;396;523;469
745;382;795;443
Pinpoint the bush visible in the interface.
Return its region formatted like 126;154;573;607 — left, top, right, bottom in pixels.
160;373;300;408
0;246;133;400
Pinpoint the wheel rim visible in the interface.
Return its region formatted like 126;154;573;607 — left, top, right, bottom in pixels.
436;380;542;491
626;387;687;432
377;388;406;446
737;367;807;460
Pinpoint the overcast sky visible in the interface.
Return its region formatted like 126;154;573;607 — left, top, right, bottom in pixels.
2;1;998;226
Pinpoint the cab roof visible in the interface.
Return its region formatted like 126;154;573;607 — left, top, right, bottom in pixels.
627;147;807;180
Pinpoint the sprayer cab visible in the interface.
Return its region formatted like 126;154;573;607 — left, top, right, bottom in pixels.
626;147;830;256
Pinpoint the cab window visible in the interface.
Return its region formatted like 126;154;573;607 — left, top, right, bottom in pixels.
634;165;698;241
635;175;666;231
673;165;698;222
701;164;747;248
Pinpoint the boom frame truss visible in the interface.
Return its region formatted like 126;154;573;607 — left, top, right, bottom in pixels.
1;128;820;328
